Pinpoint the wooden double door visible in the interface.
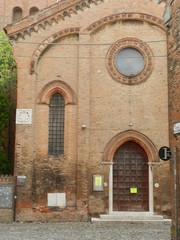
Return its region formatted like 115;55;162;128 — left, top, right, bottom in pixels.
113;141;149;211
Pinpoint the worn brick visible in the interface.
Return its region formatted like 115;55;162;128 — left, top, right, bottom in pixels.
2;0;171;222
166;0;180;229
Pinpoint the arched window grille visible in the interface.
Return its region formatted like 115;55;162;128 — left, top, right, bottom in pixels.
12;7;23;22
29;7;39;15
48;93;65;156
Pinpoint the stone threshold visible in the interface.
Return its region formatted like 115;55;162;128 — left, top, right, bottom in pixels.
91;212;172;223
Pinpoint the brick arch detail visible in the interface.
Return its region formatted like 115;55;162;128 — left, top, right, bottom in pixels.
30;27;80;74
37;80;77;105
102;130;159;163
84;12;166;33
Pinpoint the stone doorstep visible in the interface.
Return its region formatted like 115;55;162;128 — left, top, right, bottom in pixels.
91;212;172;223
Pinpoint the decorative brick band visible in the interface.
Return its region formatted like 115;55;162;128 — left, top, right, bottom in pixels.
6;0;104;40
37;80;77;105
102;130;159;163
106;38;154;85
30;27;80;74
84;12;166;33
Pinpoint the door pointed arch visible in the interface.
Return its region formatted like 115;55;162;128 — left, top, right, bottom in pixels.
102;130;159;163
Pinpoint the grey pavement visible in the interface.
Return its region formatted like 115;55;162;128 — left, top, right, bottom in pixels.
0;221;171;240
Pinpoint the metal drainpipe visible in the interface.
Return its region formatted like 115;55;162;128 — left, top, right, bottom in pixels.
13;176;17;222
174;147;178;240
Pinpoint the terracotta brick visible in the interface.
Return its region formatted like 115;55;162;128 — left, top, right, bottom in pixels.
0;0;58;29
3;0;171;222
166;0;180;230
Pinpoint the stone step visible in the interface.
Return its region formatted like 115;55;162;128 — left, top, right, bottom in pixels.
91;212;171;223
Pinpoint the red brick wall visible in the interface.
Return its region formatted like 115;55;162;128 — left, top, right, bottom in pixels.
0;0;168;30
166;0;180;229
4;0;171;222
0;0;58;29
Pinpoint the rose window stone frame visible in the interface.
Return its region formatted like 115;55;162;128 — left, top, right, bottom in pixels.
106;38;154;85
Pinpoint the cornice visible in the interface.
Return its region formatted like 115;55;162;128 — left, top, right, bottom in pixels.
4;0;166;41
84;12;166;32
4;0;104;41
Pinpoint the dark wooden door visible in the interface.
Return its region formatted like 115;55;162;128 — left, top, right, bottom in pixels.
113;141;149;211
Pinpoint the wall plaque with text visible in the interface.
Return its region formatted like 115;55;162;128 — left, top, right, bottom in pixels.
16;109;32;124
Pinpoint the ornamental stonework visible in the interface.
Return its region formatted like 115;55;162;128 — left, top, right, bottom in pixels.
106;38;154;85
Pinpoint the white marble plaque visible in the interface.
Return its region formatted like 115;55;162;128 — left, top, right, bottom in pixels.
16;109;32;124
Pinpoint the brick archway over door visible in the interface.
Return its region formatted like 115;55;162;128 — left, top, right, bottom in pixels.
102;130;159;163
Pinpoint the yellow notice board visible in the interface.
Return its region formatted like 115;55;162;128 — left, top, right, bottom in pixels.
130;188;138;194
95;176;102;186
93;175;104;191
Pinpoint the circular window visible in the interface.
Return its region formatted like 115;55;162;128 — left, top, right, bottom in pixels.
106;38;154;85
115;48;144;77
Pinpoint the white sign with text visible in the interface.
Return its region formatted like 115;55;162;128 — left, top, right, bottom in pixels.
16;109;32;124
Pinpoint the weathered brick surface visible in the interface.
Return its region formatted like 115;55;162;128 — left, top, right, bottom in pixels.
0;0;58;29
166;0;180;229
0;0;168;30
4;0;171;222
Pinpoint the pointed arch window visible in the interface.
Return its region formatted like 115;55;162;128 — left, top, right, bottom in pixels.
12;7;23;22
48;93;65;156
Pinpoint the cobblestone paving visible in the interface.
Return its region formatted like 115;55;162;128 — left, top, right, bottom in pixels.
0;221;171;240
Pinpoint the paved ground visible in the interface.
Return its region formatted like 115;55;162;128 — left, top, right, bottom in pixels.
0;221;171;240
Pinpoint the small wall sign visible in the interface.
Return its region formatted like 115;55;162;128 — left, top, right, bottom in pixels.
158;146;171;161
93;175;104;191
17;176;26;186
16;109;32;124
173;122;180;135
130;188;138;194
154;183;159;188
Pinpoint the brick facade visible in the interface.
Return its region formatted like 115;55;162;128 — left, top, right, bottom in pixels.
0;0;58;29
4;0;171;222
165;0;180;235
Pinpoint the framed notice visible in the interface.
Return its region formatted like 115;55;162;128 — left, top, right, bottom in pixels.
93;175;104;191
130;187;138;194
16;109;32;124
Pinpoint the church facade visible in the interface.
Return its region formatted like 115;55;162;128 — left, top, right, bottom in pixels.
5;0;171;222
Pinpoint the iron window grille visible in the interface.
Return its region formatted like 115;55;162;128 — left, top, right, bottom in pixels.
48;93;65;156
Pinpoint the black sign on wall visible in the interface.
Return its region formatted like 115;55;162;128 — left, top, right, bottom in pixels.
158;146;172;161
